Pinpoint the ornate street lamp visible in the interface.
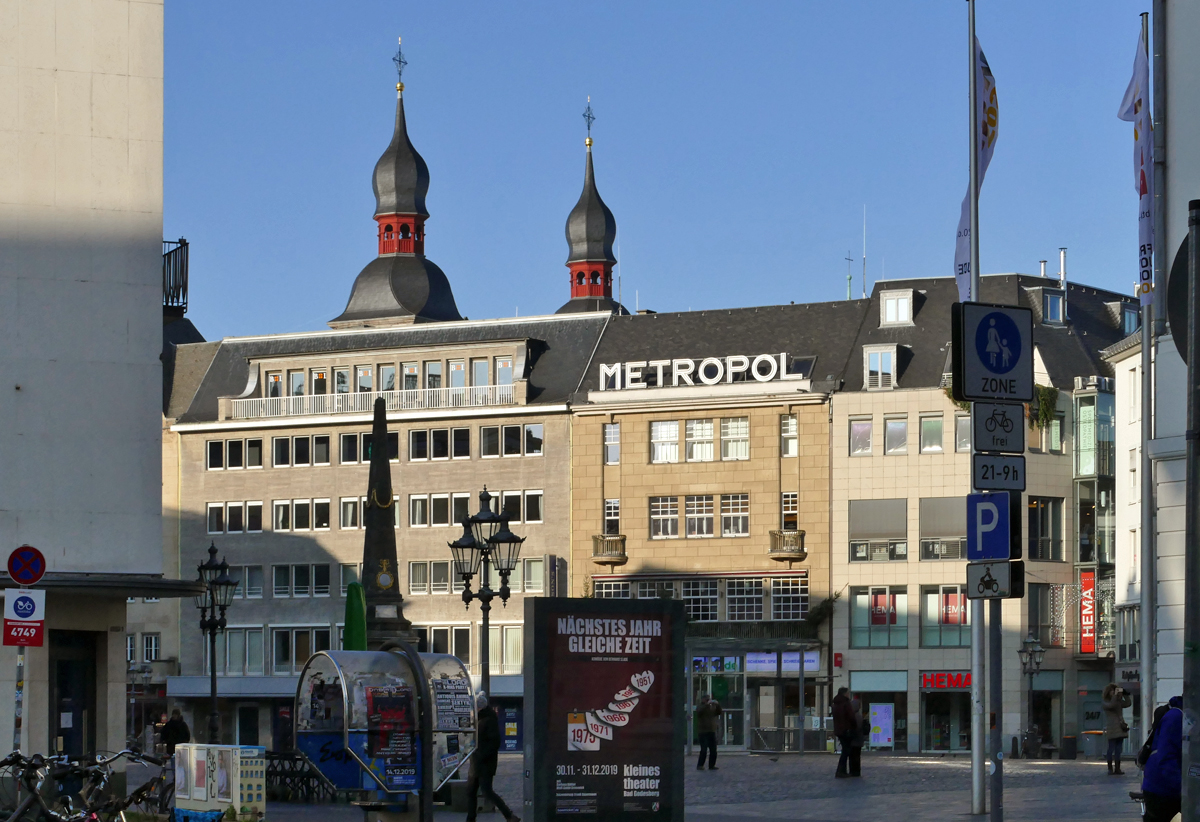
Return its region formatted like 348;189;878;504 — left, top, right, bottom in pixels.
195;543;237;744
448;488;526;699
1017;632;1046;757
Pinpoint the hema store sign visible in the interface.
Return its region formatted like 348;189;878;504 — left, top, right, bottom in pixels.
599;354;813;391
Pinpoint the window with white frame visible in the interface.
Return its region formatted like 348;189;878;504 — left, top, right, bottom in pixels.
604;499;621;535
850;586;908;648
126;634;135;663
501;491;522;522
864;346;896;390
780;415;798;457
594;581;631;598
525;491;544;523
681;579;718;622
503;425;523;457
292;500;311;530
293;435;311;466
314;499;330;530
603;423;620;464
340;497;360;529
1044;291;1064;323
340;433;358;463
225;439;243;469
272;627;332;675
230;565;264;598
340;564;360;595
720;417;750;460
726;579;763;621
685;495;714;538
1123;306;1140;336
880;290;913;326
266;372;283;398
921;584;970;647
481;426;500;458
409;562;429;595
430;561;450;594
429;429;449;460
1130;448;1139;494
919;416;943;453
781;493;799;530
226;502;245;533
431;494;451;527
453;493;471;525
247;438;263;468
525;424;544;455
206;441;224;470
955;415;971;452
650;421;679;464
524;558;545;593
685;419;714;462
453;428;470;458
207;503;225;534
273;436;291;467
486;625;523;675
223;628;265;676
409;430;428;461
650;496;679;539
335;368;351;394
884;417;908;454
638;580;676;600
772;576;808;620
849;418;872;456
410;495;429;527
721;494;750;537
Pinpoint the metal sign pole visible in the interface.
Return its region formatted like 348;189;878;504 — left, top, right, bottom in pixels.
11;646;23;751
1182;199;1200;821
989;598;1003;822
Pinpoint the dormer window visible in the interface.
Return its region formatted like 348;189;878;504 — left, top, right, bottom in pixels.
1123;306;1140;336
864;345;897;390
880;290;913;326
1043;291;1064;324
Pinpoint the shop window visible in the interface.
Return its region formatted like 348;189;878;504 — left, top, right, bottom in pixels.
781;493;799;530
850;418;872;456
686;419;714;462
650;421;679;464
1047;413;1064;453
884;418;908;455
726;579;763;621
772;577;808;620
919;416;943;453
604;499;621;535
921;585;970;647
850;586;908;648
603;423;620;464
685;495;714;538
721;494;750;537
681;579;718;622
650;497;679;539
720;417;750;460
594;581;631;599
1028;497;1064;561
780;415;798;458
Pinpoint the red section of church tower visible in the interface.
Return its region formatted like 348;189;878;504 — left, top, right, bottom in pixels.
568;261;613;300
376;214;425;255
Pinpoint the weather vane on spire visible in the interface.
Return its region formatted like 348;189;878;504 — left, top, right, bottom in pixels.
393;36;407;91
583;96;595;147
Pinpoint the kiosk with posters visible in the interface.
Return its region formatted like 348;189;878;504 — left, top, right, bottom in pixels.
294;648;476;821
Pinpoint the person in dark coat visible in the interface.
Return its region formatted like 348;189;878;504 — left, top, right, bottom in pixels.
1141;696;1182;822
467;694;520;822
161;709;190;755
1101;683;1131;775
847;697;866;777
695;694;722;771
832;688;855;779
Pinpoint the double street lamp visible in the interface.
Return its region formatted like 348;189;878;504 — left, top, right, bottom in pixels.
448;489;526;699
1017;631;1046;757
194;542;237;744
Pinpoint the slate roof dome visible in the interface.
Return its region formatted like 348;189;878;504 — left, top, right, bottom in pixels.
565;144;617;264
372;92;429;218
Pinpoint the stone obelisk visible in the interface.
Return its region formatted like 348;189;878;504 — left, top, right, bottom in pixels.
362;397;416;648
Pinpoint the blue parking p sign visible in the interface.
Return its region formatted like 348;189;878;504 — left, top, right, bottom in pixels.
967;492;1010;561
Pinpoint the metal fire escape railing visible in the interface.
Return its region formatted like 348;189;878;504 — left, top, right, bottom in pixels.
163;238;188;312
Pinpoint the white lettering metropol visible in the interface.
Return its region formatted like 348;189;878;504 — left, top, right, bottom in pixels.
599;354;792;390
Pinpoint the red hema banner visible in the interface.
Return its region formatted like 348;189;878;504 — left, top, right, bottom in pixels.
1079;571;1096;655
3;589;45;647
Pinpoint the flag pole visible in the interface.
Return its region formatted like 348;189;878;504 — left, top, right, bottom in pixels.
967;1;986;817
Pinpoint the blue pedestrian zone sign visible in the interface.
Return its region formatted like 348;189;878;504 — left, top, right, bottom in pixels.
975;312;1022;374
967;492;1010;561
952;302;1034;403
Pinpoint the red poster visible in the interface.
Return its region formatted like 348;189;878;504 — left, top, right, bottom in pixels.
942;592;964;626
1079;571;1096;654
871;592;895;626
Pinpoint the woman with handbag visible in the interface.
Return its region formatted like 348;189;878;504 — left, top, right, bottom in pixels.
1102;683;1132;775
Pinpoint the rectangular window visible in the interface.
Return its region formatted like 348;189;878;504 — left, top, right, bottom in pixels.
246;438;263;468
772;576;808;620
126;634;135;663
1130;448;1139;492
849;418;872;456
361;432;374;462
501;491;522;522
921;585;970;647
293;435;311;466
685;495;714;538
452;428;470;458
226;630;246;675
410;495;429;527
273;436;290;467
650;496;679;539
850;540;907;562
313;564;331;596
340;564;360;595
1048;413;1064;453
726;579;763;621
882;292;912;325
848;498;907;561
379;365;397;392
638;580;675;600
452;493;471;525
866;348;895;390
955;415;971;452
603;423;620;464
409;562;429;595
431;429;450;459
409;430;428;460
604;499;621;535
334;368;350;394
525;491;543;523
293;564;311;597
311;369;328;395
430;561;450;594
243;566;264;598
525;424;544;455
387;431;400;460
431;495;450;526
681;579;718;622
292;500;310;530
495;357;514;385
721;494;750;537
266;372;283;398
481;426;500;458
650;420;679;464
1028;497;1064;561
402;363;418;391
850;586;908;648
919;416;943;453
780;415;798;458
356;366;373;392
502;425;523;456
524;558;544;593
142;633;161;663
312;435;330;465
1044;292;1064;323
884;418;907;454
782;493;799;530
1124;307;1141;336
273;565;290;597
207;503;225;534
227;439;244;469
273;629;291;672
340;497;359;529
472;359;489;387
313;499;330;530
288;370;305;396
273;501;291;531
227;503;245;533
246;502;262;532
423;361;442;390
685;419;714;462
720;417;750;460
595;581;631;599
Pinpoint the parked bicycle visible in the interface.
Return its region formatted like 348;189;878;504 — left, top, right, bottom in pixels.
0;748;166;822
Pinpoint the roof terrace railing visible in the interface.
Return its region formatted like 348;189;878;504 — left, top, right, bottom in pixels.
231;384;515;420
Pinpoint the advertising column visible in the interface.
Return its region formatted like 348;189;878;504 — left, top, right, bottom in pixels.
527;598;685;821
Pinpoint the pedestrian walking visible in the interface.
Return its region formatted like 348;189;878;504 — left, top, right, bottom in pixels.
161;708;190;755
695;693;722;771
1101;683;1131;775
1140;696;1182;822
847;697;865;777
832;687;855;779
467;693;520;822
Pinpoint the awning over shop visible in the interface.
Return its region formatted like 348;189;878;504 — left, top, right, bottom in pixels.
0;572;206;599
167;676;298;699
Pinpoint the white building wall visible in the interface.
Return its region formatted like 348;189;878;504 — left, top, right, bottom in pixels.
1111;347;1142;611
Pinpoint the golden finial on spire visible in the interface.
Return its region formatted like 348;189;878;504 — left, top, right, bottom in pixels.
583;96;595;148
393;36;407;92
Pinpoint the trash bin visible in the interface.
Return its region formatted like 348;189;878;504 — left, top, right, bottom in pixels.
1081;731;1105;758
1060;735;1077;760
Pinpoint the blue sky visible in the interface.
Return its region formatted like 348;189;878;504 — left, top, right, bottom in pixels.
165;1;1148;340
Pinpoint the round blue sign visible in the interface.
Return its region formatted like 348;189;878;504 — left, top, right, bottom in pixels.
974;312;1022;375
12;595;35;618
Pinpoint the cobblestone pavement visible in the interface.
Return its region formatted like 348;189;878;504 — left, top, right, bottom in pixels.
246;751;1142;821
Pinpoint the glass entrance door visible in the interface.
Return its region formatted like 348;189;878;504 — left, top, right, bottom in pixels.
922;692;971;751
692;674;745;746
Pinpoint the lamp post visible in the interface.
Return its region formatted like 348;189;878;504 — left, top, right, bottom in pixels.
194;542;236;744
448;488;526;699
1016;632;1046;757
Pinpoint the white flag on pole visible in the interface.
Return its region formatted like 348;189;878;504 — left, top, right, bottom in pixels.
1118;29;1153;306
954;38;998;302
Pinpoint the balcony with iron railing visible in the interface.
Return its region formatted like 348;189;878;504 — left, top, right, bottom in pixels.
229;384;516;420
769;530;807;563
592;535;628;567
